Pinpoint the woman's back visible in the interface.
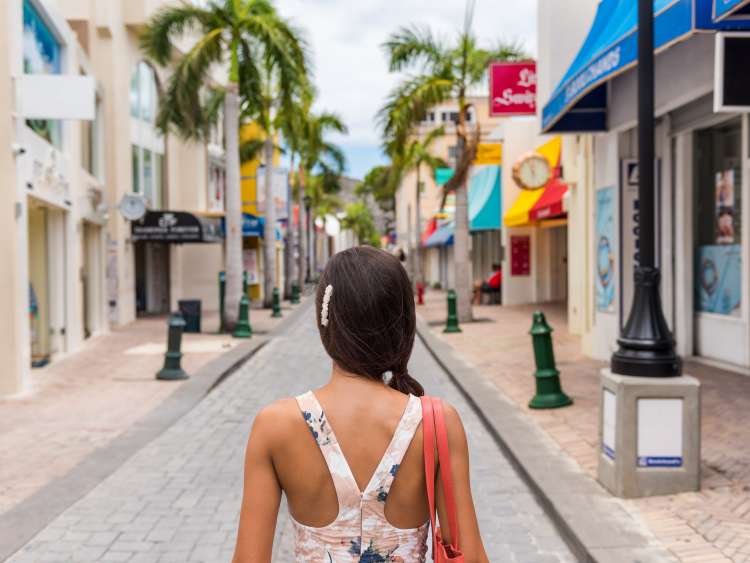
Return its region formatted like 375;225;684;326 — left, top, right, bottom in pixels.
269;382;429;533
232;247;488;562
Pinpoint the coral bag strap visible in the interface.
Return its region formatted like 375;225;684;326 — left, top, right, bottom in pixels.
421;396;460;555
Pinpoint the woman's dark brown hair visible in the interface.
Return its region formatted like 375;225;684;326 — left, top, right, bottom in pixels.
315;246;424;396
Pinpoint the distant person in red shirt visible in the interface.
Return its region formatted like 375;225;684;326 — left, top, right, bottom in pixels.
476;263;502;304
487;264;502;290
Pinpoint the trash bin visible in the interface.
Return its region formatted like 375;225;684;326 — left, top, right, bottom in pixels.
178;299;201;333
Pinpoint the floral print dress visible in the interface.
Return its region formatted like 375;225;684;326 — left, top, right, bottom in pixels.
293;391;429;562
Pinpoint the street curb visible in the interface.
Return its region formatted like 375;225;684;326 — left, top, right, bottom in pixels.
416;315;675;563
0;299;310;562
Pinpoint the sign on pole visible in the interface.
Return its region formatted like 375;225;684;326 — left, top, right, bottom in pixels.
489;61;537;116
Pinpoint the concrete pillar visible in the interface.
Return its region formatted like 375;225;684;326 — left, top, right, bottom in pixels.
598;369;701;498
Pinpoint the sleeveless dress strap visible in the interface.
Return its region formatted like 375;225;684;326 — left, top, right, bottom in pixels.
363;394;423;505
295;391;362;509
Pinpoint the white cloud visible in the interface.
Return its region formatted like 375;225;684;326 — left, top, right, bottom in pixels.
276;0;537;147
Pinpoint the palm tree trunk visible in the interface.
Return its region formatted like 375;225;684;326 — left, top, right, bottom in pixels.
414;166;422;287
454;136;473;323
284;161;294;300
297;166;307;288
223;87;243;331
262;136;276;308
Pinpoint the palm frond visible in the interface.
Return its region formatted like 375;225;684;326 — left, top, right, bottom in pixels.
382;25;447;73
239;138;265;163
377;74;453;143
155;26;224;139
140;4;215;65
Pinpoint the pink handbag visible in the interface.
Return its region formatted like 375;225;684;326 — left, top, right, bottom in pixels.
421;396;464;562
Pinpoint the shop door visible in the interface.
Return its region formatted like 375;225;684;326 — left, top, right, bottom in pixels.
692;118;746;365
550;226;568;303
135;242;171;316
28;205;50;366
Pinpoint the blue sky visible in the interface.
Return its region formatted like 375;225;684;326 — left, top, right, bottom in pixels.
276;0;537;180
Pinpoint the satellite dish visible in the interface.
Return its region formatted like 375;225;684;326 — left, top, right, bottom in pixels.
118;194;147;221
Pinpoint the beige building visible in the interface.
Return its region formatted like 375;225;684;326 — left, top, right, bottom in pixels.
1;0;226;396
395;96;504;290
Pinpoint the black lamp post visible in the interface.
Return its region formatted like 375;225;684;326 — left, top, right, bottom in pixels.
610;0;682;377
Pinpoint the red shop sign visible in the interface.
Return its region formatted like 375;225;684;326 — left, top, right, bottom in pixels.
489;61;537;116
510;235;531;276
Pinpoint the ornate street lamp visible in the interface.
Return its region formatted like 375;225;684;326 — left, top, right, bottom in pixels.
610;0;681;377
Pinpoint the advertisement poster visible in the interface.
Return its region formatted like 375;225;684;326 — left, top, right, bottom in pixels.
596;187;615;312
243;248;259;285
696;244;742;316
715;169;736;244
489;61;537;116
636;398;683;468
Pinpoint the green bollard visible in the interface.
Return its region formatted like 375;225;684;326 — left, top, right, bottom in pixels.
271;287;283;318
291;281;301;304
444;289;462;333
528;311;572;409
218;271;226;334
156;313;189;380
233;295;253;338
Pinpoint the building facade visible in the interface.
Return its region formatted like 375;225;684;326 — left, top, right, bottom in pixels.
395;96;504;290
1;0;227;396
539;0;750;370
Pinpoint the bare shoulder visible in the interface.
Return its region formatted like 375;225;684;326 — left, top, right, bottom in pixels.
249;397;302;443
439;400;469;452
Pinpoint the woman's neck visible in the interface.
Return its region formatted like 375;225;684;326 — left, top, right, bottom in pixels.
327;364;387;392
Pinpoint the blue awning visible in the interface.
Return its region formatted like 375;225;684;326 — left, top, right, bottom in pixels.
221;213;281;239
543;0;750;133
469;166;502;231
424;221;454;248
713;0;750;21
542;0;694;133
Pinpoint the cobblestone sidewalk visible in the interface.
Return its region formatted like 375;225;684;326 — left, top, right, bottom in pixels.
8;303;574;563
419;289;750;563
0;309;291;519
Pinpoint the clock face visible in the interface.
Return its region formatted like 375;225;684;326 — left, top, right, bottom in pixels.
514;153;551;190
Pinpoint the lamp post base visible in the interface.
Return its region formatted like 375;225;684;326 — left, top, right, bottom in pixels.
611;267;681;378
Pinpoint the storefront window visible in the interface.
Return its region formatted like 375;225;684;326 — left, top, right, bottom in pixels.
130;62;164;207
130;62;158;123
132;145;140;194
23;0;62;147
694;118;743;316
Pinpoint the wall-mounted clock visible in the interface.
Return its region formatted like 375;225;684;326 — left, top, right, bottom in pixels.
512;151;551;190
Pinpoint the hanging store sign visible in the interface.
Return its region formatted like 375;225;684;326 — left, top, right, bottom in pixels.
131;211;223;243
489;61;537;116
473;143;502;165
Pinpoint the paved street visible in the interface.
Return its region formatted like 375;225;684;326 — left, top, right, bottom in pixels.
9;303;575;563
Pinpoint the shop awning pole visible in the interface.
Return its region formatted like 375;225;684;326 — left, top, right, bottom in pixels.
611;0;681;378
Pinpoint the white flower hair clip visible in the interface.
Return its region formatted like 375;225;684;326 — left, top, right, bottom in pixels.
320;284;333;327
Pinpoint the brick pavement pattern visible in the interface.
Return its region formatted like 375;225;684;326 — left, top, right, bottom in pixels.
0;310;290;517
419;289;750;563
8;304;574;562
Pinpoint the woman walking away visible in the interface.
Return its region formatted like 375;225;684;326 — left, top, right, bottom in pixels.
232;246;489;562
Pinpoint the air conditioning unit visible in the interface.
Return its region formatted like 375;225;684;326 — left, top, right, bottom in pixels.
714;32;750;112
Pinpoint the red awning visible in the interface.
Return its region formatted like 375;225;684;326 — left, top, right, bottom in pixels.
420;217;438;245
529;177;568;221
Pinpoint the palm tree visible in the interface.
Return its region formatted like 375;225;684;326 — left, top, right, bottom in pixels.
379;1;526;322
388;126;446;286
141;0;308;326
340;201;379;246
294;109;347;282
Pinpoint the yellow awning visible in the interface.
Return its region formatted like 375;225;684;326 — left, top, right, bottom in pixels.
503;136;562;227
504;188;544;227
